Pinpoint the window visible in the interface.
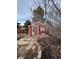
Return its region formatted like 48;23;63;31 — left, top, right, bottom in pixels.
40;26;45;31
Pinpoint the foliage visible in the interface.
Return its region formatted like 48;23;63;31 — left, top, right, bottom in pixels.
33;6;44;18
24;20;31;29
17;22;20;29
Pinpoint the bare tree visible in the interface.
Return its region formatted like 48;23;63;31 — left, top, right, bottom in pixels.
51;0;61;14
29;0;61;59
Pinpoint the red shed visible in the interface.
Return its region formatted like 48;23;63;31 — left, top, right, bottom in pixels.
28;22;47;36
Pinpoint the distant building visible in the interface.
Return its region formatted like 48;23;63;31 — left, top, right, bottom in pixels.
17;26;25;34
17;26;27;40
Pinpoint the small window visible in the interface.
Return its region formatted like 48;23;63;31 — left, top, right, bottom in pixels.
40;26;45;31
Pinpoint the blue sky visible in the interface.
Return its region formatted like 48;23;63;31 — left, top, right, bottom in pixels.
17;0;60;25
17;0;46;25
17;0;44;25
17;0;33;25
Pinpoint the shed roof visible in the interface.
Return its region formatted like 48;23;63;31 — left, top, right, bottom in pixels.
28;22;47;27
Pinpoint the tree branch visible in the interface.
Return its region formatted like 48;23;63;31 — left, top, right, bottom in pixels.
51;0;61;14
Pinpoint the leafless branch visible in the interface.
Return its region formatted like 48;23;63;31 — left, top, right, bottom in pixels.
51;0;61;14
